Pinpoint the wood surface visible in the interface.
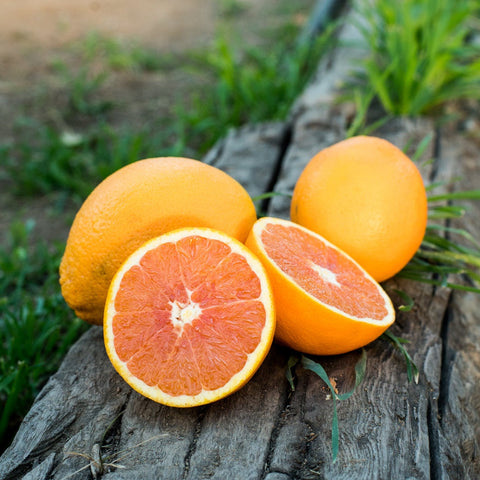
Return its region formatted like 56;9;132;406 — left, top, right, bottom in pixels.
1;2;479;479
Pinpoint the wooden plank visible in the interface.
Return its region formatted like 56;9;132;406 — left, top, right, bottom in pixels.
183;347;288;480
203;122;287;200
262;113;457;479
433;128;480;479
267;105;347;219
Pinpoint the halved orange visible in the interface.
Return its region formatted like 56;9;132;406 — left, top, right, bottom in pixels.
245;217;395;355
104;227;275;407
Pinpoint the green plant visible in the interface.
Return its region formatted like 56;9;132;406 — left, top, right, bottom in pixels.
52;61;112;116
51;33;173;117
348;0;480;116
0;221;88;451
4;121;183;201
76;32;171;72
399;187;480;292
175;27;334;153
215;0;247;18
287;350;368;462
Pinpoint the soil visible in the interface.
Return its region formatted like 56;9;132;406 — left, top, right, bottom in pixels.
0;0;313;245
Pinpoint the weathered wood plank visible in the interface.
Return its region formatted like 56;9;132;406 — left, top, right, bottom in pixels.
434;129;480;478
203;122;287;201
262;113;456;479
267;104;347;219
183;347;288;480
0;327;130;480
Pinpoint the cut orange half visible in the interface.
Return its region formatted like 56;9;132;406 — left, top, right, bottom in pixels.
104;227;275;407
245;217;395;355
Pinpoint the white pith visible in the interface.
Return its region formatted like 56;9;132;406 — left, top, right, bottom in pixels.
309;261;341;287
169;290;202;336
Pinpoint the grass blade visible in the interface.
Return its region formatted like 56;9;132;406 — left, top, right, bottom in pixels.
301;356;340;462
428;189;480;203
382;330;419;383
285;355;299;391
301;350;367;462
392;290;415;312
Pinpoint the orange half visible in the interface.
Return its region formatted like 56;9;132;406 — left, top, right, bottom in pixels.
245;217;395;355
104;227;275;407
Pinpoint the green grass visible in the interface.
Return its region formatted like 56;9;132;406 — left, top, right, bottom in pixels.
50;32;174;117
346;0;480;117
2;120;183;202
398;187;480;292
0;221;88;452
289;350;368;463
175;29;333;153
75;31;172;72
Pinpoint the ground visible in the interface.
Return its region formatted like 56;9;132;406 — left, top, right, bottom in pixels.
0;0;313;244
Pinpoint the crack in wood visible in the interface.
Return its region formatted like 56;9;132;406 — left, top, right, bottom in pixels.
261;379;297;479
95;406;127;475
429;126;456;429
427;395;442;480
438;296;455;426
259;123;294;216
288;371;317;480
428;126;443;184
181;406;207;480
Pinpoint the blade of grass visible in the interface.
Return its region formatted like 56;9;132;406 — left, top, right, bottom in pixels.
382;331;419;383
392;290;415;312
301;356;340;461
428;189;480;203
301;349;367;462
286;355;299;391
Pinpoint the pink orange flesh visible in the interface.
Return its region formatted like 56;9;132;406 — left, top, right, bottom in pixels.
104;228;275;407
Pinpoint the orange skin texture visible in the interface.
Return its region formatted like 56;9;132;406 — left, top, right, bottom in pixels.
290;136;428;282
245;218;395;356
60;157;257;324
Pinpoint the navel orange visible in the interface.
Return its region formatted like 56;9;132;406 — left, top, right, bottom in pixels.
104;227;275;407
290;136;428;282
245;217;395;355
60;157;257;324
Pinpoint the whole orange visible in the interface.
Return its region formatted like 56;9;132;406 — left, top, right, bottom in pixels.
60;157;257;324
290;136;428;282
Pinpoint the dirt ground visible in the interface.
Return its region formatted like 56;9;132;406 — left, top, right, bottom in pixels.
0;0;301;135
0;0;313;244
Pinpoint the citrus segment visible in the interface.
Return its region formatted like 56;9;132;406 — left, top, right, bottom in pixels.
60;157;257;324
104;227;275;407
290;136;428;282
245;217;395;355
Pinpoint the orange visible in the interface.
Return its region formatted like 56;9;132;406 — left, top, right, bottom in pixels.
245;217;395;355
103;227;275;407
290;136;428;282
60;157;257;324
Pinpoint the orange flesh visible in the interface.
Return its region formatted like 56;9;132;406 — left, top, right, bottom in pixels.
112;235;265;397
261;224;388;320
